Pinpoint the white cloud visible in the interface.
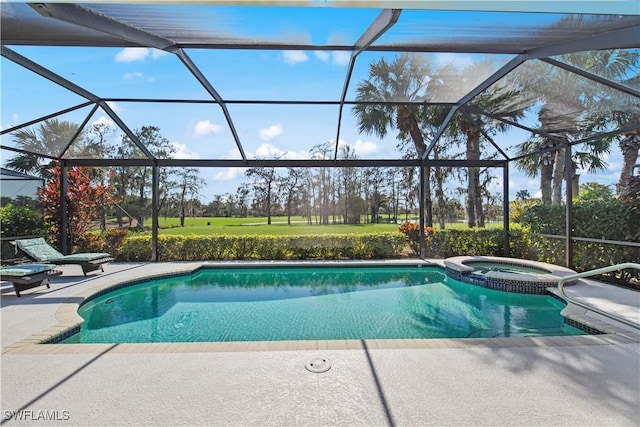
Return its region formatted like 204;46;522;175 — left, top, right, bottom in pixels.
282;149;309;160
508;176;541;200
255;143;284;158
90;116;115;128
249;143;308;160
115;47;168;63
124;71;144;80
282;50;308;64
315;51;330;62
332;51;351;66
171;142;200;159
433;53;474;70
115;48;150;62
335;139;378;157
151;49;170;59
123;71;155;82
194;120;223;136
212;168;247;181
314;50;350;66
259;124;283;142
105;101;121;113
352;139;379;156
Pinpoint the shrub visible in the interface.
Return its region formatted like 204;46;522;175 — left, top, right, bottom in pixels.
521;199;640;286
0;204;45;238
398;222;434;255
0;204;46;261
509;199;540;223
117;233;406;262
425;229;531;259
522;199;639;241
106;228;129;256
74;228;130;257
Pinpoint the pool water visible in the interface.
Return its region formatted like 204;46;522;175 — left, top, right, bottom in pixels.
466;261;550;275
62;266;585;343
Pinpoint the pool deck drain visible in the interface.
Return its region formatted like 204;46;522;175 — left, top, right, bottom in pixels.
305;355;331;373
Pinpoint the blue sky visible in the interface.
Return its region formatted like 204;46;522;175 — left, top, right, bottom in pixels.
0;4;627;202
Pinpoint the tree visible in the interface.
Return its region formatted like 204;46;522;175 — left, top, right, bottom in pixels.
617;132;640;194
236;184;251;218
172;168;204;227
114;126;176;227
399;166;418;221
576;182;614;201
353;53;436;227
363;167;387;223
5;119;106;178
385;167;402;222
336;144;361;224
309;142;334;225
410;105;452;229
515;47;638;204
38;165;120;250
515;190;531;201
245;166;278;224
572;50;639;197
445;60;525;227
280;167;306;225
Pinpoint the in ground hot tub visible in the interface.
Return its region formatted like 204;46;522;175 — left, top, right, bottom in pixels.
444;256;577;294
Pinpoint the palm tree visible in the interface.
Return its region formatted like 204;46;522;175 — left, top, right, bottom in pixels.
416;105;451;229
445;61;525;227
514;31;638;204
618;131;640;193
5;119;81;178
353;53;437;226
514;63;605;204
592;72;640;196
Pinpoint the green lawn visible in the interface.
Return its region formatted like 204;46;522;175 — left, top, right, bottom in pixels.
153;216;400;235
139;216;509;235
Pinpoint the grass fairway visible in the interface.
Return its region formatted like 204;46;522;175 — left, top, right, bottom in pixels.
147;216;507;235
154;216;400;235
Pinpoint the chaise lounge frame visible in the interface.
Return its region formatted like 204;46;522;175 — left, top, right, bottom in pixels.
12;238;115;277
0;264;62;297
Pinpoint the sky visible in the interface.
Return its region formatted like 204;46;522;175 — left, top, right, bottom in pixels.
0;4;630;203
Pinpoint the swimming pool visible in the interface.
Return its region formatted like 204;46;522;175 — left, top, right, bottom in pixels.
59;266;585;343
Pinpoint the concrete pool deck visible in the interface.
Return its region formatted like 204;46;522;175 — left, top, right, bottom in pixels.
1;261;639;426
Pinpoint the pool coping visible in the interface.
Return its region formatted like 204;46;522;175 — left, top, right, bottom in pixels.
3;259;639;354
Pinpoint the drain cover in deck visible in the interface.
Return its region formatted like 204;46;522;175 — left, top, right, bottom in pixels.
305;356;331;373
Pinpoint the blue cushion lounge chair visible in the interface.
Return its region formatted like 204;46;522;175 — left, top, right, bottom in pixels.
14;238;114;277
0;264;62;297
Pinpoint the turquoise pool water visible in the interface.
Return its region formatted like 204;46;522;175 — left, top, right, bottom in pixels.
62;266;585;343
466;261;550;275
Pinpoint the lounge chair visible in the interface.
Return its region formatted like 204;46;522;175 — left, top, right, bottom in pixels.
14;238;114;277
0;263;62;297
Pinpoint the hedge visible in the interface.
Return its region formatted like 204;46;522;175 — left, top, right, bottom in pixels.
118;233;407;261
116;228;638;287
522;199;640;286
526;234;639;286
522;199;640;241
424;229;533;259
